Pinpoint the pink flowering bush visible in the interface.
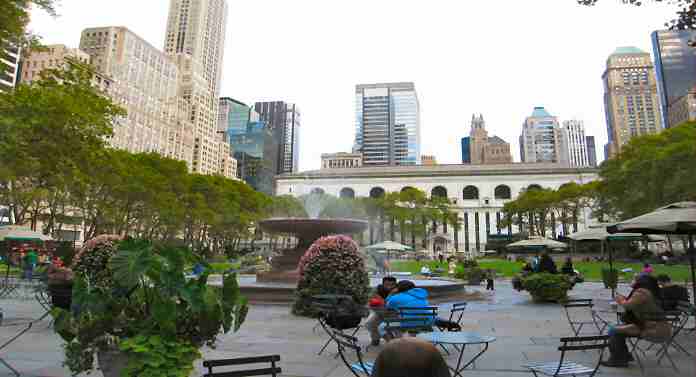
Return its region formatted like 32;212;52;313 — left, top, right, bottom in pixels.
71;234;123;291
293;235;370;316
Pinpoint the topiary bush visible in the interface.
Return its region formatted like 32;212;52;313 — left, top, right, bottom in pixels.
71;234;123;291
293;235;370;316
519;273;573;303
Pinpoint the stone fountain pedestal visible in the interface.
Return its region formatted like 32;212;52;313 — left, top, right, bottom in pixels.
256;218;368;284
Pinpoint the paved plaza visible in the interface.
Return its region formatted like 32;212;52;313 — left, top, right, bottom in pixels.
0;281;693;377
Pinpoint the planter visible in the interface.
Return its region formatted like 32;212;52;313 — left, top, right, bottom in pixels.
98;348;130;377
518;273;572;303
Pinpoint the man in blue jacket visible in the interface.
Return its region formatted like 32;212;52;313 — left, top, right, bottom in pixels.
379;281;435;340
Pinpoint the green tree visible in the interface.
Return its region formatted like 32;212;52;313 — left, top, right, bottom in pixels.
0;1;57;71
0;64;124;229
578;0;696;30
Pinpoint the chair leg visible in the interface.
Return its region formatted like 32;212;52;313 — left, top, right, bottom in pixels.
0;357;20;377
628;338;644;375
318;338;333;355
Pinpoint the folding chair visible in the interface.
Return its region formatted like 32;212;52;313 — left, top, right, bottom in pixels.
523;335;609;377
332;330;374;377
311;295;364;356
395;306;437;335
438;302;466;331
202;355;281;377
627;311;683;373
562;299;601;336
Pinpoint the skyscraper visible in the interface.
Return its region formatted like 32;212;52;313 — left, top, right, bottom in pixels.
0;44;20;92
354;82;420;166
219;97;259;135
80;28;195;167
585;136;597;167
561;120;589;167
651;30;696;127
164;0;233;177
254;101;301;174
520;107;568;165
602;47;662;158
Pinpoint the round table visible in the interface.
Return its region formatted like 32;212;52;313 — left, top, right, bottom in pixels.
417;331;496;377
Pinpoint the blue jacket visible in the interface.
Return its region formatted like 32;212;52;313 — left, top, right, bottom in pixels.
385;288;434;326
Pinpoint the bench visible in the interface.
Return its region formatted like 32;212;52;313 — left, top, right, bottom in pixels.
202;355;281;377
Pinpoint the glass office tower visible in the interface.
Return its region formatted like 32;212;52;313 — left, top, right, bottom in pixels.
651;30;696;127
354;82;420;166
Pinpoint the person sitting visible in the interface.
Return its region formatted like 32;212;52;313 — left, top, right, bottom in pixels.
538;252;557;274
371;337;451;377
366;277;397;346
560;257;574;275
601;274;671;368
657;274;690;311
641;263;653;275
521;262;533;275
381;281;434;339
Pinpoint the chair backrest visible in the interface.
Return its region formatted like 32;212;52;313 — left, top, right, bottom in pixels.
676;300;695;316
447;302;467;325
332;330;370;377
562;299;593;309
202;355;281;377
555;335;609;377
384;315;433;334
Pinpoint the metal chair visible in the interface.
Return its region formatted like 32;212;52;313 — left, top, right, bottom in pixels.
202;355;281;377
627;311;683;373
311;295;365;356
440;302;467;331
332;330;374;377
523;335;609;377
562;299;602;336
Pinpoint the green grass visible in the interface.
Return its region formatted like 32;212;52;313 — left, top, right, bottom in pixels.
390;259;694;284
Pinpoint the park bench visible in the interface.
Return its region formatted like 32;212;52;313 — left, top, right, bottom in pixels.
202;355;281;377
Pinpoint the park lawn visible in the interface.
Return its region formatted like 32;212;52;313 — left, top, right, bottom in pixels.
390;260;450;275
391;259;693;284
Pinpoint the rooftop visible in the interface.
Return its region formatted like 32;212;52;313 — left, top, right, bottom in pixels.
611;46;646;56
487;136;509;145
530;106;553;118
278;162;598;180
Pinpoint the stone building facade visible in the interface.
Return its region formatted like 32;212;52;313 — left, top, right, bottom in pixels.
466;114;512;165
276;163;599;254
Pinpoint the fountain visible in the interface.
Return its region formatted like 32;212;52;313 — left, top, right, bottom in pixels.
256;217;368;283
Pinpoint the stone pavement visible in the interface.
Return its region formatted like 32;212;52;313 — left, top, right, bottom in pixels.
0;281;693;377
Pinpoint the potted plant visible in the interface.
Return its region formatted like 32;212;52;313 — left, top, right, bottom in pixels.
518;273;573;303
601;268;619;289
53;238;248;377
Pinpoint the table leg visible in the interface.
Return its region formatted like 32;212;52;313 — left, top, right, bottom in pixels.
461;342;489;370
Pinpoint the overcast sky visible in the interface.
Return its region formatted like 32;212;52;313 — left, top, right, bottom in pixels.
30;0;676;171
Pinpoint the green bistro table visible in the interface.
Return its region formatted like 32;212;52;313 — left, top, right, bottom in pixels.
417;331;496;377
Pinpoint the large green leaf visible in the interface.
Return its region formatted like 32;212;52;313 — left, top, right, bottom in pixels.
109;246;156;290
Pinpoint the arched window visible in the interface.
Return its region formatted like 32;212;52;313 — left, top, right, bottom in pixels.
310;187;325;195
462;185;479;200
494;185;511;200
527;184;542;192
431;186;448;199
369;187;385;198
339;187;355;199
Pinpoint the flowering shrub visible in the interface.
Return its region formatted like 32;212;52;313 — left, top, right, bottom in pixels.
293;235;370;316
71;234;122;290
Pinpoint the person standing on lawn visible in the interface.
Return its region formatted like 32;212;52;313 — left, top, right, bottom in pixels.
485;269;495;290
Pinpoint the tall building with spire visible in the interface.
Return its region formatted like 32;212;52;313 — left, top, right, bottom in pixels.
164;0;233;177
602;47;662;158
462;114;512;164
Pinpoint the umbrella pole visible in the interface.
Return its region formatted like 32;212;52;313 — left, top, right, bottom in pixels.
607;240;615;299
689;235;696;305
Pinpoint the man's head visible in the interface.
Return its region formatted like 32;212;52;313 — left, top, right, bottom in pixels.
372;337;451;377
397;280;416;293
382;276;397;291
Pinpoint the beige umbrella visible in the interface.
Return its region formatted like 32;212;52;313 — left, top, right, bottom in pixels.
607;202;696;303
506;237;568;250
0;225;52;242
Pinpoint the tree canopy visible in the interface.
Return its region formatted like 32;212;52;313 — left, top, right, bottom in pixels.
578;0;696;30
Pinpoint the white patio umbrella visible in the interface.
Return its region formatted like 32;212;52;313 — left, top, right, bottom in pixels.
506;237;568;251
607;202;696;302
366;241;413;273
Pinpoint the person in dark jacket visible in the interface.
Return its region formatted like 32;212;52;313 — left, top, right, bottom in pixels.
657;274;690;311
538;252;557;274
372;337;451;377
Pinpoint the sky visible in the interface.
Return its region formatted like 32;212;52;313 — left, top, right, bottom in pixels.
29;0;677;171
